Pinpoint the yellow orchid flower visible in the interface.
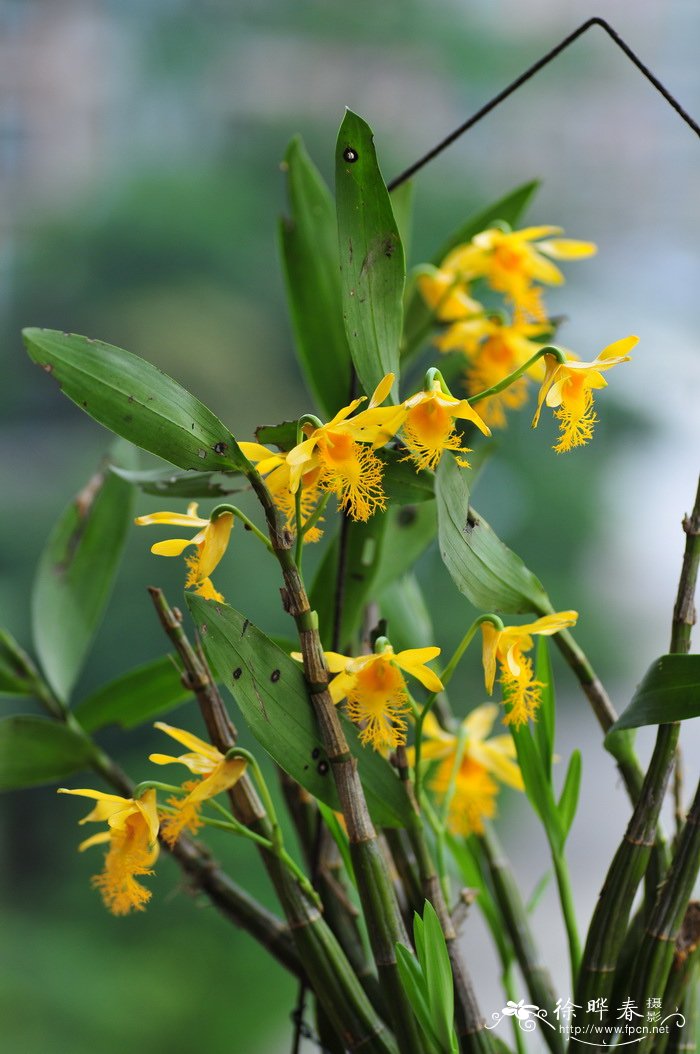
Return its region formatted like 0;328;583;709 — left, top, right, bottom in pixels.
57;787;159;915
401;376;491;471
417;704;524;835
532;337;637;453
417;264;483;321
437;315;549;429
239;442;325;543
442;225;596;323
285;374;406;522
134;502;233;601
149;722;248;845
481;612;578;726
315;645;443;753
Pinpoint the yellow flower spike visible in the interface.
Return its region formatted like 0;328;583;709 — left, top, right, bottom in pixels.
532;337;638;453
441;225;597;323
416;704;523;835
401;374;491;471
58;787;160;915
316;644;443;753
239;442;325;543
285;374;406;523
149;721;248;845
481;612;578;726
437;316;550;429
417;265;483;321
134;501;233;601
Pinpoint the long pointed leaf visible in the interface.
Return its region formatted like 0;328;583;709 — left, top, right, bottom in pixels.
336;110;405;395
280;136;352;417
32;444;136;702
0;715;94;790
23;328;244;472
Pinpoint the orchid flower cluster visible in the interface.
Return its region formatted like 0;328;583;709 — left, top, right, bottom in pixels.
13;109;695;1054
418;225;637;451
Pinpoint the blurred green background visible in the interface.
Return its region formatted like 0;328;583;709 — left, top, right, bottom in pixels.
1;1;698;1051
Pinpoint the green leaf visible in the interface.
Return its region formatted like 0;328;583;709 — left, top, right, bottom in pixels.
255;420;299;452
402;180;539;359
422;900;455;1053
75;656;191;732
378;448;435;504
279;137;352;418
32;445;136;702
111;465;241;499
557;749;582;841
0;715;94;790
395;944;442;1054
534;636;555;780
436;454;550;613
0;630;40;697
310;501;436;649
390;180;415;260
186;594;412;829
23;328;244;472
509;718;560;846
336;110;405;396
607;654;700;734
380;575;435;651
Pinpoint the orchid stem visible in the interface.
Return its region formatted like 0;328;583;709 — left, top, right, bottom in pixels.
468;345;567;406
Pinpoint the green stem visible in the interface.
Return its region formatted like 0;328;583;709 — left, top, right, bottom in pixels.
149;586;398;1054
467;346;567;405
211;503;273;551
478;825;563;1054
551;848;581;987
413;615;501;808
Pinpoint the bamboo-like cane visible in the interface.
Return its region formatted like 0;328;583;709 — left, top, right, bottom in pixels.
239;459;450;1053
478;825;564;1054
575;477;700;1040
627;784;700;1050
149;588;397;1054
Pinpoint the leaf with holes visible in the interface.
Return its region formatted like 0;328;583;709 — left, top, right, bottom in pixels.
186;594;413;829
336;110;405;396
23;328;245;472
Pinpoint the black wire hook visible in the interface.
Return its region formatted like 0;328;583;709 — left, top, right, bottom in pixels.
388;16;700;192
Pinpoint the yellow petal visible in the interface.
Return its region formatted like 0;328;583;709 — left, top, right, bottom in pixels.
462;703;499;743
134;510;209;528
182;758;247;805
401;662;443;693
514;611;578;638
369;373;395;408
197;512;234;581
480;622;500;694
151;537;196;557
238;441;280;463
154;721;223;762
598;335;638;361
513;225;563;242
451;399;492;436
135;788;160;844
328;670;355;705
472;741;524;790
323;651;351;673
78;830;112;852
537;238;597;259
